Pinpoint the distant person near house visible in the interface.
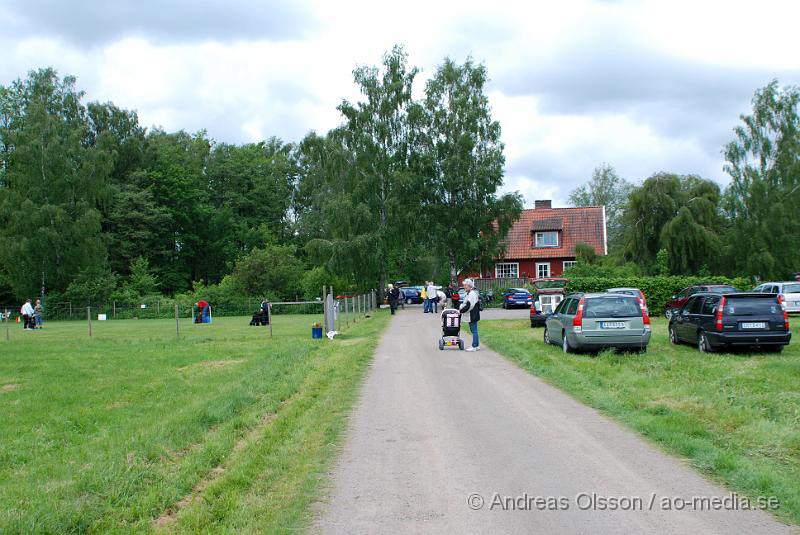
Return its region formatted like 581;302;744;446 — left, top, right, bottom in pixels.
426;281;436;313
435;289;446;313
20;299;34;330
459;279;481;351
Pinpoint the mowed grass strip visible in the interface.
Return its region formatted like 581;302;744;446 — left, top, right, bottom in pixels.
481;317;800;526
0;311;389;534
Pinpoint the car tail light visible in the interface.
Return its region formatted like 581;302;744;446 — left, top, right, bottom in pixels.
779;294;790;330
572;297;585;333
715;296;725;332
641;301;651;330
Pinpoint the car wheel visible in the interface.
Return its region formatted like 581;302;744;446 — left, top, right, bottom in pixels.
698;332;714;353
562;332;572;353
764;345;784;353
406;298;411;305
438;339;444;351
458;339;464;350
544;327;551;345
669;326;679;345
664;308;672;320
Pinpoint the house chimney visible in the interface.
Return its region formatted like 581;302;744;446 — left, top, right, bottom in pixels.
534;199;552;210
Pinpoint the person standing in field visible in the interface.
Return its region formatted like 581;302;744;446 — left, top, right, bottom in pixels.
34;299;43;329
20;299;34;330
459;278;481;351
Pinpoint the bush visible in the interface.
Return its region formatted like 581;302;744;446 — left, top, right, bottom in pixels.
564;275;751;314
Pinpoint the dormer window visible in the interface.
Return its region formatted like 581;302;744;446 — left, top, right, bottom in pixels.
535;231;558;247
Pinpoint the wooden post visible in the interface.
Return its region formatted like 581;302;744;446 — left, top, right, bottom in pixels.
345;297;349;328
5;309;9;341
113;301;116;318
268;303;272;338
87;307;92;337
175;303;180;339
69;302;72;319
157;300;160;317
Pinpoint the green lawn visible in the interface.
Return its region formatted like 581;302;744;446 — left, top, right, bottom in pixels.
0;311;389;534
481;317;800;526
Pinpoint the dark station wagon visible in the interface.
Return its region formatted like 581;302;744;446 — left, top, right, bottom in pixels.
668;292;791;353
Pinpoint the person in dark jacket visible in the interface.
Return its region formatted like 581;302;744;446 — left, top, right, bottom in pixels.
459;278;481;351
388;284;401;315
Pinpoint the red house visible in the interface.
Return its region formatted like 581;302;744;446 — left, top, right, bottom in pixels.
472;200;607;281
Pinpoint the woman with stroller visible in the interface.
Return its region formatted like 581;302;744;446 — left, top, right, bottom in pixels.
459;279;481;351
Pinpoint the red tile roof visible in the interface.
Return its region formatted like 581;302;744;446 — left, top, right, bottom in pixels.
502;206;606;260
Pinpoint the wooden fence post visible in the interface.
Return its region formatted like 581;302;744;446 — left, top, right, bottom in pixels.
175;303;179;339
87;307;92;337
268;303;272;338
5;309;9;341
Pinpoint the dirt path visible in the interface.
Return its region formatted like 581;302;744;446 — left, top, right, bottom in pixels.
313;306;796;534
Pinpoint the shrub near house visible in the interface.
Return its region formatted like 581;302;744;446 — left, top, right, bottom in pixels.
564;276;749;316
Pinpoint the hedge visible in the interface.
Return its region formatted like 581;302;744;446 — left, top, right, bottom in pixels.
563;276;752;315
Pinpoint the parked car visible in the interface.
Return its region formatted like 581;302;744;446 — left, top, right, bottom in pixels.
752;281;800;314
607;287;648;314
530;278;568;327
502;288;533;309
668;292;791;353
544;292;651;353
665;284;737;319
401;287;423;304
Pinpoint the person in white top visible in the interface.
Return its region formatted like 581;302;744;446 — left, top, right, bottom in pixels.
21;299;35;330
459;279;481;351
425;281;437;314
435;289;447;313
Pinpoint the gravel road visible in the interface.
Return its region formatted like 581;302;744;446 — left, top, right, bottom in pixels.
313;307;796;534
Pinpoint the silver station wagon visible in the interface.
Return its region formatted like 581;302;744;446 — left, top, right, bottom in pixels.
544;293;652;353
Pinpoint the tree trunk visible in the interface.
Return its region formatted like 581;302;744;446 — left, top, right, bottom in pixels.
448;248;458;287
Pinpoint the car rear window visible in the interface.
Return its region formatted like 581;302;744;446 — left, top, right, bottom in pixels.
583;296;641;318
713;286;737;294
723;297;781;316
783;283;800;293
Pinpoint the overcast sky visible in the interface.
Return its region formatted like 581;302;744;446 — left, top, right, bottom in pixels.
2;0;799;207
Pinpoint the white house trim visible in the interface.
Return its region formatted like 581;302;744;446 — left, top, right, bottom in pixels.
602;205;608;255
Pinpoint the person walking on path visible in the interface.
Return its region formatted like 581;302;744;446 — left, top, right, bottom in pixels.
20;299;34;330
426;281;436;314
34;299;43;329
388;284;400;315
435;289;446;314
459;279;481;351
420;284;429;313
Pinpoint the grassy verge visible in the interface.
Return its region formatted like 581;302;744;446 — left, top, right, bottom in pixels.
0;311;389;534
481;317;800;526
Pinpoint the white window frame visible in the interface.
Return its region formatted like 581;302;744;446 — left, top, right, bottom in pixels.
536;262;551;278
563;260;578;271
495;262;519;279
535;231;559;247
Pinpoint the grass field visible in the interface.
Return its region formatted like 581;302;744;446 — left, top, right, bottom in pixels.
481;316;800;526
0;311;389;534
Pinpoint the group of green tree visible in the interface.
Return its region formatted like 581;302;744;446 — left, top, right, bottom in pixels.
0;46;522;305
568;80;800;281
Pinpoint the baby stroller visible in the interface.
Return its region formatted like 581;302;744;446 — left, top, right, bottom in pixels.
439;308;464;350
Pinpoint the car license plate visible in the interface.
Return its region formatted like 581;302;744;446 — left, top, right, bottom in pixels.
601;321;626;329
741;322;766;329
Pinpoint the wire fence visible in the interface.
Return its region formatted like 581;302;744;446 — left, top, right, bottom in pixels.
0;298;325;322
